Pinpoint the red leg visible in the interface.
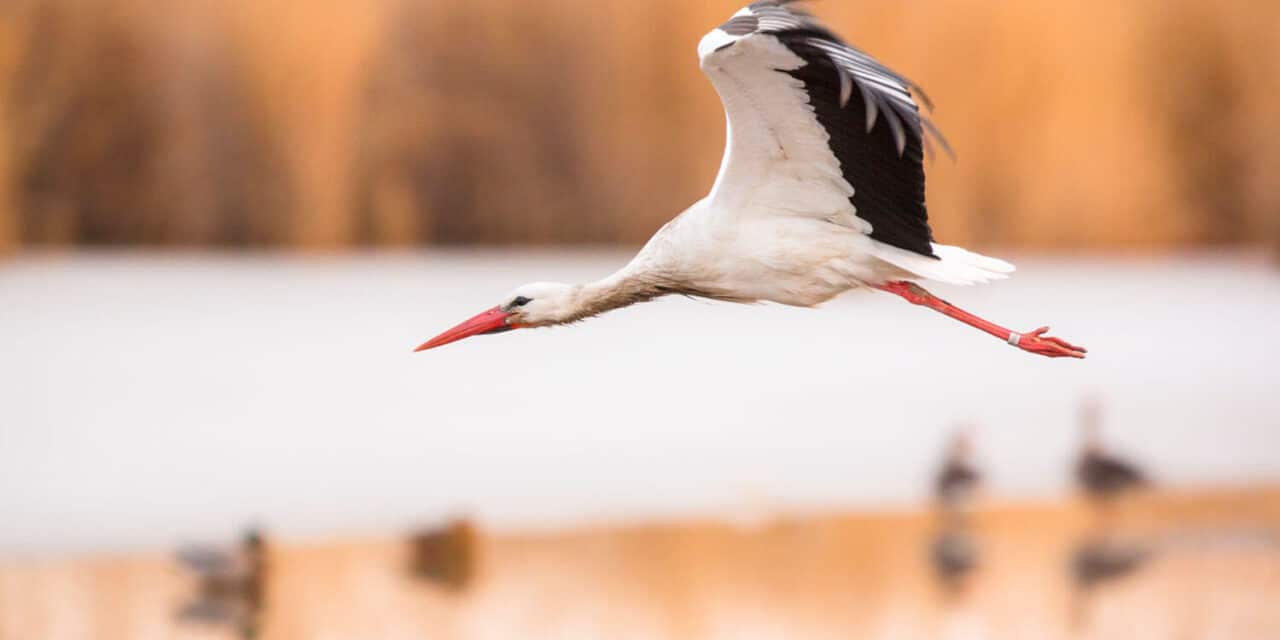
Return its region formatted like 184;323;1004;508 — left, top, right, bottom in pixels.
876;281;1087;359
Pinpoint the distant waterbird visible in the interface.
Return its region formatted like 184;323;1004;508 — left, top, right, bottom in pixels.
1076;401;1148;501
930;430;983;597
407;519;479;592
1068;536;1152;628
931;531;981;591
935;430;982;510
417;0;1086;359
176;529;267;640
1071;538;1151;589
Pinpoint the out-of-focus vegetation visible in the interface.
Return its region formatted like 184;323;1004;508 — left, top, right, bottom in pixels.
1;0;1278;251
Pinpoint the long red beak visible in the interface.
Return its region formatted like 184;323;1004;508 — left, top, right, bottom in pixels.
415;306;517;352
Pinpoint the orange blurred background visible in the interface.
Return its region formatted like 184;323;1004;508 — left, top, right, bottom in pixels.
1;0;1278;251
4;2;1280;638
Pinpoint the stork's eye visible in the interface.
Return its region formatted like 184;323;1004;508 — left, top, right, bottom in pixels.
512;296;532;307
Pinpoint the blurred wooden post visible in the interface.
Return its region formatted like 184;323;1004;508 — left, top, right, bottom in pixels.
219;1;386;249
1273;223;1280;268
0;124;14;254
0;10;15;255
0;197;12;255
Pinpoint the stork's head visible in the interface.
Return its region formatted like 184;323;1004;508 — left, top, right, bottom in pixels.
414;282;576;352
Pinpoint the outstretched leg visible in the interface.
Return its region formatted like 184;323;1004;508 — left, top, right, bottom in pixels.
877;281;1087;359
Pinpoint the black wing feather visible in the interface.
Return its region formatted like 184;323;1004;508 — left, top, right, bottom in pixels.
781;35;936;257
723;3;949;259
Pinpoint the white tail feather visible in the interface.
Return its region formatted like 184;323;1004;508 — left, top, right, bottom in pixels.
872;243;1015;286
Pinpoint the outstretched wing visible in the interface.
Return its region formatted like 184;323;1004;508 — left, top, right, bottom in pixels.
698;1;949;258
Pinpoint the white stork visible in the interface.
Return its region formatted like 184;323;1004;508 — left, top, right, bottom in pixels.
417;0;1086;359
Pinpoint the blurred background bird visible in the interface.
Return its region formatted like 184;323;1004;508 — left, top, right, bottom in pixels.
935;429;982;512
1076;399;1148;501
930;429;984;599
407;519;478;593
1069;536;1153;628
175;528;267;640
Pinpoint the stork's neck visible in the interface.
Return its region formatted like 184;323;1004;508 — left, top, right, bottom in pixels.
562;268;680;325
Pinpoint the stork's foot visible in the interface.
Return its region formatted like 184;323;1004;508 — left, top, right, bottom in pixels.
876;281;1088;360
1012;327;1087;359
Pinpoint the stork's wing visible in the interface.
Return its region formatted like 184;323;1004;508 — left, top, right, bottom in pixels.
697;1;949;258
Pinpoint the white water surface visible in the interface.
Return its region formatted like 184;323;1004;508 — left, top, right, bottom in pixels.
2;251;1278;555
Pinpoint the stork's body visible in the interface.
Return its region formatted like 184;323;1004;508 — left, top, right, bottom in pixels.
417;1;1086;359
601;199;903;309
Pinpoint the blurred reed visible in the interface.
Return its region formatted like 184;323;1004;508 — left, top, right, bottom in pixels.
1;0;1278;251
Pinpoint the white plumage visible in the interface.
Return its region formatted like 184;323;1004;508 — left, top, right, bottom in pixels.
417;1;1086;360
693;19;1011;301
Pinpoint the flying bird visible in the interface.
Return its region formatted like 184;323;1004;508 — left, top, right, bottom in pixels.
417;0;1086;358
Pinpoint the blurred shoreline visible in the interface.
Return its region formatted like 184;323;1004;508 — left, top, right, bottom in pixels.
4;483;1278;565
4;485;1278;638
